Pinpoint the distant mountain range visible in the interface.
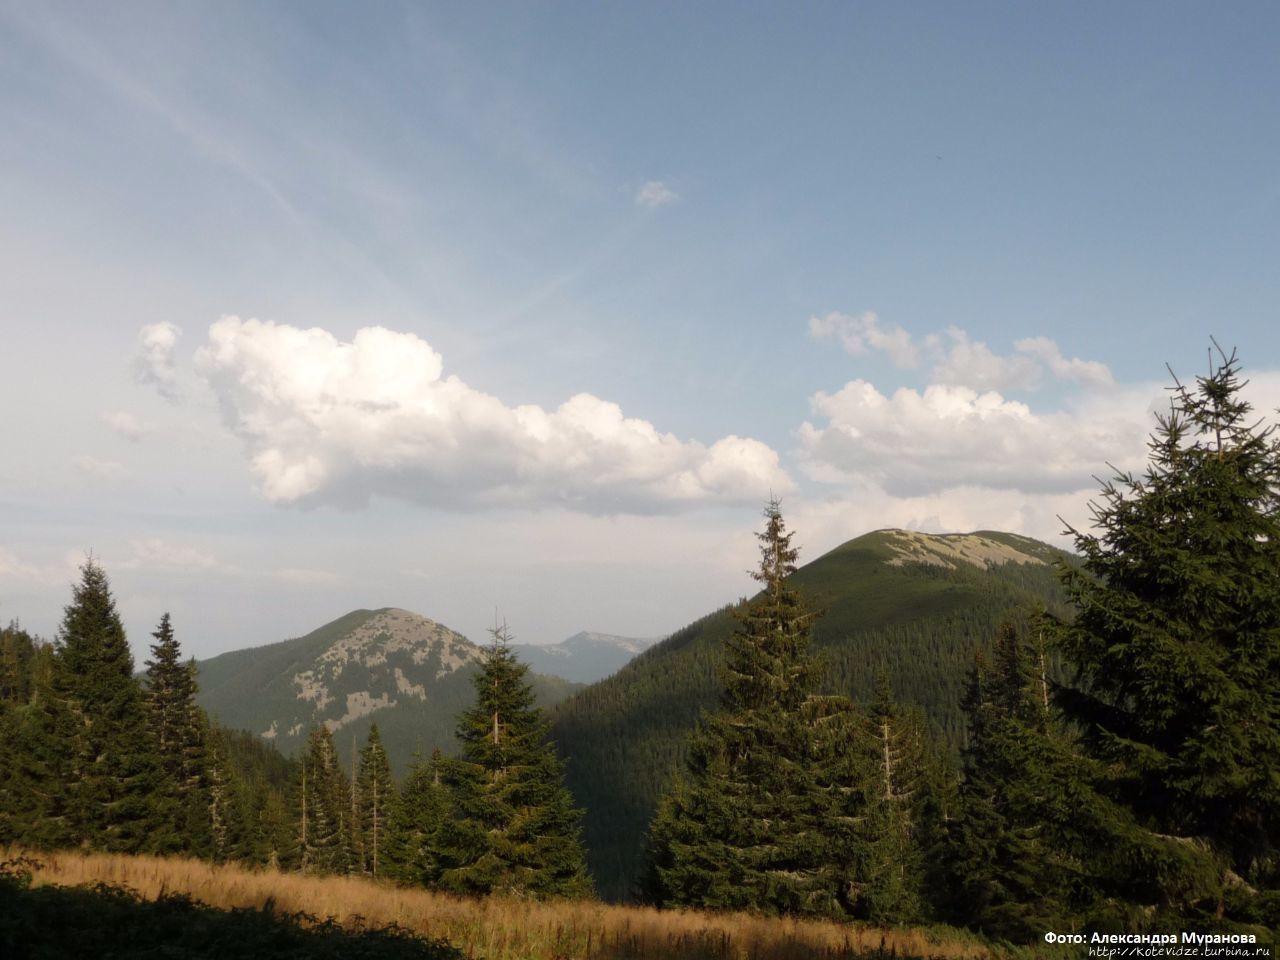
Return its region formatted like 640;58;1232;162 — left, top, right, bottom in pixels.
549;527;1077;901
511;632;661;684
193;608;584;774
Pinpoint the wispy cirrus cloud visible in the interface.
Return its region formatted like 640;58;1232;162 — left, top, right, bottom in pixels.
810;313;1113;392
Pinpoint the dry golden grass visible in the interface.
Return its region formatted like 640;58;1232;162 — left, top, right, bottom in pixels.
5;847;992;960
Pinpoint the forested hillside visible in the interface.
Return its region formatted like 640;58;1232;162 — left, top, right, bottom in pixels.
551;528;1074;901
0;574;590;909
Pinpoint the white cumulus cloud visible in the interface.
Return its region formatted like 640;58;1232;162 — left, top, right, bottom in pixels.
195;316;791;513
635;180;679;208
926;326;1043;392
132;322;183;401
798;379;1153;496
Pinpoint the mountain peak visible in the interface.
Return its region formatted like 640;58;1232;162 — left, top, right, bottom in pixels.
293;608;481;727
196;607;581;774
313;608;478;678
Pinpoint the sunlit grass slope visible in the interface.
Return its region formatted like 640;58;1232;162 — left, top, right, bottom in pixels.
6;848;993;960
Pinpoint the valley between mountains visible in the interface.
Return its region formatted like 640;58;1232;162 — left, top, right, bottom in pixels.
194;527;1073;901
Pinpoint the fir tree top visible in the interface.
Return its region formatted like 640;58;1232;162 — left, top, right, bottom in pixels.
57;558;135;696
724;499;818;712
457;621;546;756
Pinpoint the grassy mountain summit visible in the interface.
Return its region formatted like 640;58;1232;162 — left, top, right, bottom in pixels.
194;608;580;775
550;528;1075;901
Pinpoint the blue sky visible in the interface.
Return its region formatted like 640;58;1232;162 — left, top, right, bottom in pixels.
2;0;1278;660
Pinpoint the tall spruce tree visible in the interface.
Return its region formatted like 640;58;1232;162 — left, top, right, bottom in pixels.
943;630;1084;940
143;613;211;856
33;560;178;852
385;747;451;887
647;500;858;918
355;723;396;876
857;671;929;925
437;623;591;899
1052;347;1280;926
298;724;351;874
205;724;236;862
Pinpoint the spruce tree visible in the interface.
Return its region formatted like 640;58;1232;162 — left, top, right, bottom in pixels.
1052;347;1280;925
36;560;177;852
385;747;451;887
205;725;235;862
298;724;351;874
0;622;37;707
437;623;591;899
647;500;857;918
857;671;929;925
356;723;396;876
944;638;1074;940
0;623;41;845
143;613;211;856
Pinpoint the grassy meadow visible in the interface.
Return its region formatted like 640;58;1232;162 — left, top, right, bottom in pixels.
4;847;995;960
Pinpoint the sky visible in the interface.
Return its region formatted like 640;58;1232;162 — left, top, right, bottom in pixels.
2;0;1278;661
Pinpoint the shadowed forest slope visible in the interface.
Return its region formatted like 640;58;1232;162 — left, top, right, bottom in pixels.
550;528;1075;901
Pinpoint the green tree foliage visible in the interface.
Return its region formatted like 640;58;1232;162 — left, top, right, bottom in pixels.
205;725;236;862
385;748;451;887
1052;347;1280;926
356;723;397;877
16;561;179;852
0;576;301;871
437;624;591;899
224;726;302;869
942;628;1083;940
856;671;930;926
202;724;297;866
144;613;213;856
647;501;859;919
299;725;352;874
0;703;53;846
0;622;38;707
0;623;45;845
